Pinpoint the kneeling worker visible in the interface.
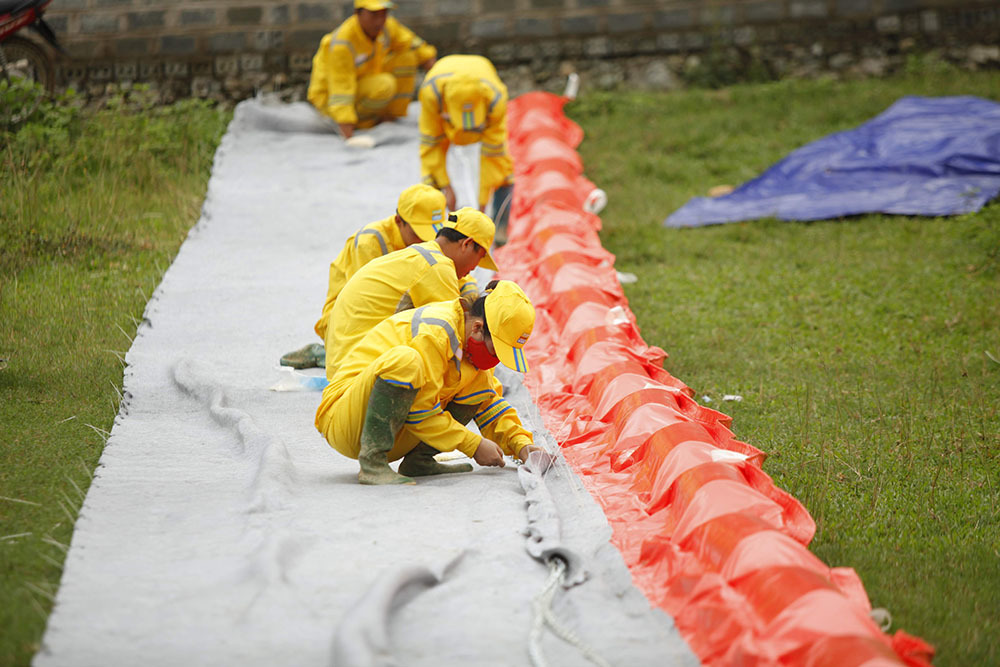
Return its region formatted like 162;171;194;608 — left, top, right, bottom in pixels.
315;281;542;484
280;184;449;369
307;0;437;139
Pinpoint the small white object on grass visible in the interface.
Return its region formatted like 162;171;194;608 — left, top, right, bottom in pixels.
563;72;580;100
584;188;607;214
710;449;749;463
616;271;638;284
345;134;376;149
722;394;743;402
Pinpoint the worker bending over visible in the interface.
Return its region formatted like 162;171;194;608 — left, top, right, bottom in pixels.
316;281;542;485
280;184;451;370
324;208;495;379
307;0;436;139
418;54;514;243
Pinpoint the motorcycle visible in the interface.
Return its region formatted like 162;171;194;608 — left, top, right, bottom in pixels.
1;0;64;125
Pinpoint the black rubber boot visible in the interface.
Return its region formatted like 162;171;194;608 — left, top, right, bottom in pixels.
280;342;326;369
397;402;479;477
358;378;418;485
490;184;513;247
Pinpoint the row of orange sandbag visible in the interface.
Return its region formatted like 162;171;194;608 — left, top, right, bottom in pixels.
494;91;933;667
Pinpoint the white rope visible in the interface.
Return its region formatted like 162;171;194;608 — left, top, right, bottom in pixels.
528;558;612;667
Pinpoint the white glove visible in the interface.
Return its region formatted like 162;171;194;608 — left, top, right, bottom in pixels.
344;135;376;149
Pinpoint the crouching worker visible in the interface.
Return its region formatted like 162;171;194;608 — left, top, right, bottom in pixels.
307;0;437;139
315;281;542;485
280;183;447;370
323;207;494;380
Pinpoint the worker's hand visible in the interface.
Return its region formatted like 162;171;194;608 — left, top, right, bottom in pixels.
422;56;437;70
338;122;355;139
519;446;555;473
440;185;456;211
473;437;505;468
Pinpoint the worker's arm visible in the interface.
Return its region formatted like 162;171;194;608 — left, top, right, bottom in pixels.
387;18;437;67
418;85;451;193
477;98;514;209
452;371;534;461
322;40;360;130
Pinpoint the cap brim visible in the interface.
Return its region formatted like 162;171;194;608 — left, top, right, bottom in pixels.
478;249;499;272
492;335;528;373
409;223;438;242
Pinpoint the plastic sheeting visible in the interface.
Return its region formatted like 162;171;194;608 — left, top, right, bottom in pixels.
666;95;1000;227
500;91;935;666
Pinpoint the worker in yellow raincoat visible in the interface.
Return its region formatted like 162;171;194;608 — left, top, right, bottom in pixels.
307;0;436;139
316;280;545;485
324;207;496;380
418;54;514;243
278;184;458;370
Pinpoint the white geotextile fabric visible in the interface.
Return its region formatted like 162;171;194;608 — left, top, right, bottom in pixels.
35;100;699;667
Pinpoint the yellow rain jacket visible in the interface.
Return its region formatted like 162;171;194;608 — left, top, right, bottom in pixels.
316;299;533;461
325;240;477;379
314;216;405;341
418;55;513;207
308;15;436;126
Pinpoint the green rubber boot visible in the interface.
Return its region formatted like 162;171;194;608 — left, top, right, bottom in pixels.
280;342;326;369
445;402;479;426
358;378;418;485
398;402;479;477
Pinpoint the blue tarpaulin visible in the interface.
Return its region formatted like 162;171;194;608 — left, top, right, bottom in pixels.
665;95;1000;228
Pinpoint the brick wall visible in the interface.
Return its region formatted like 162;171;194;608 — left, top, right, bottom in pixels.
41;0;1000;101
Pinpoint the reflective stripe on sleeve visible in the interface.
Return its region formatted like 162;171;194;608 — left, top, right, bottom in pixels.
475;399;512;428
453;388;493;404
405;401;443;424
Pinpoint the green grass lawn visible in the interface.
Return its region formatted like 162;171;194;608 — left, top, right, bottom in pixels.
0;92;230;665
568;67;1000;666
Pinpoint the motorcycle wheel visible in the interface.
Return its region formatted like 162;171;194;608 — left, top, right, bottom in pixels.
1;35;55;127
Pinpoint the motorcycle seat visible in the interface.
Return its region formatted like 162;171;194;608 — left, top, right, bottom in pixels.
0;0;45;19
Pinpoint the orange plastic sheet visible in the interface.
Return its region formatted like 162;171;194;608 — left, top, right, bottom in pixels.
498;92;934;667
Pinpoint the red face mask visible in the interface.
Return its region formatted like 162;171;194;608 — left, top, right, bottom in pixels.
465;335;500;370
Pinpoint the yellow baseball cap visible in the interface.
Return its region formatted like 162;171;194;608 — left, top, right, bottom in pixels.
354;0;395;10
396;184;447;241
445;75;489;132
444;207;498;271
484;281;535;373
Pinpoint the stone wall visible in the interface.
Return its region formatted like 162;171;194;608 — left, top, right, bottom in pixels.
40;0;1000;102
